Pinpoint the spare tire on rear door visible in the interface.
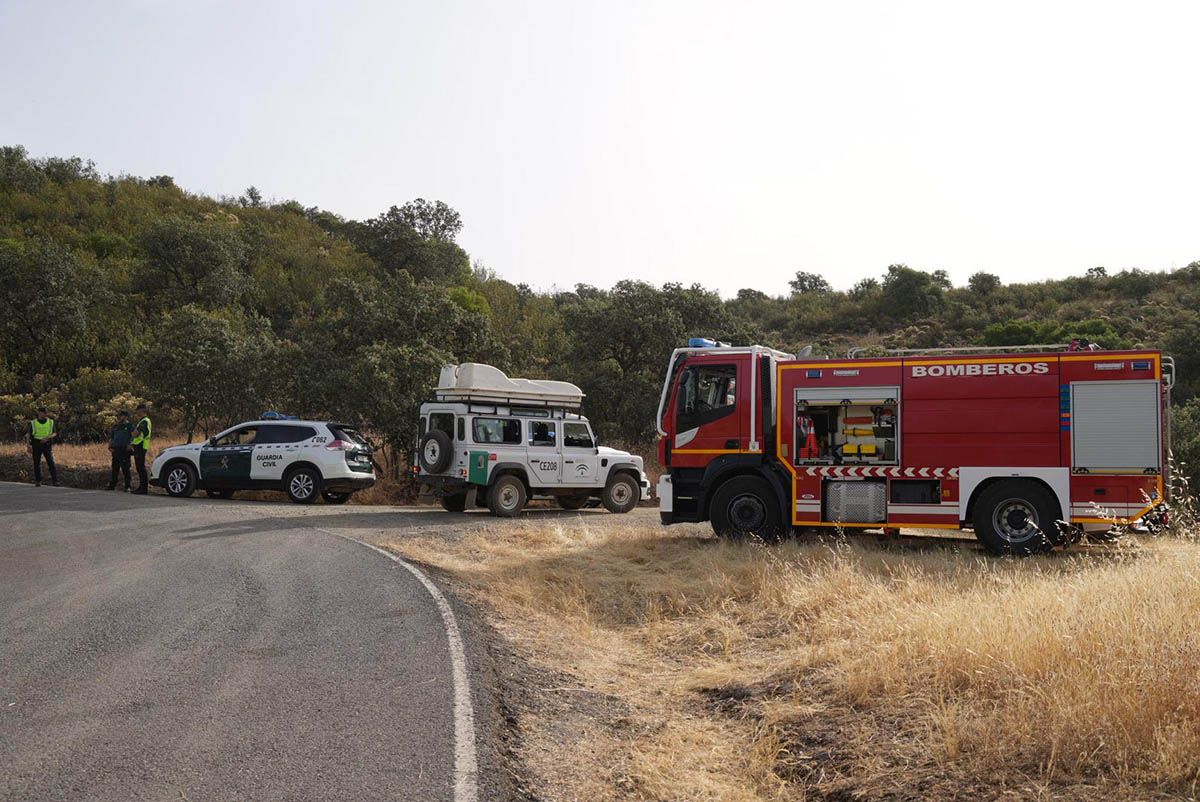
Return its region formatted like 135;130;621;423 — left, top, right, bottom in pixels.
418;430;453;474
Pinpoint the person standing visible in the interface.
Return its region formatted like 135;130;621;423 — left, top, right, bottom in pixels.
131;403;153;495
29;406;59;487
107;410;135;491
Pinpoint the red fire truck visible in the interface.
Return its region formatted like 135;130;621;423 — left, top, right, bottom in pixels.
655;341;1175;554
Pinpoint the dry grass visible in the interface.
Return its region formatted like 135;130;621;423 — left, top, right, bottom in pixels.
390;521;1200;801
0;439;115;466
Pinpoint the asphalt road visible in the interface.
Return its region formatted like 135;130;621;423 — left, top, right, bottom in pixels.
0;482;496;802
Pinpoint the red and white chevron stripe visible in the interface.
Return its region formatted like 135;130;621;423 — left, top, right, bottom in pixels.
799;465;960;479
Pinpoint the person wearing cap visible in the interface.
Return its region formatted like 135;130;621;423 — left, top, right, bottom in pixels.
28;406;59;487
130;403;153;495
106;410;135;492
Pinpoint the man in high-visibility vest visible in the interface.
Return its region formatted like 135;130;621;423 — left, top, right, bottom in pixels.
131;403;153;495
29;406;59;487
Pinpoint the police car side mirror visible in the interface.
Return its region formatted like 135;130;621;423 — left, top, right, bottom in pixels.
208;436;217;447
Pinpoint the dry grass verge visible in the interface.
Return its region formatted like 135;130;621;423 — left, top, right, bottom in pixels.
389;520;1200;801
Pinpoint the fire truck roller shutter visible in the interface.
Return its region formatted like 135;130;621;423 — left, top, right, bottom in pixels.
1070;380;1162;473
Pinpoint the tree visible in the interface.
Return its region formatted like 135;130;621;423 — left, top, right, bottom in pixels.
562;281;751;442
0;240;91;381
354;202;471;285
880;264;945;322
968;271;1001;295
136;217;248;308
849;277;879;298
1086;266;1108;280
788;271;832;295
392;198;462;242
134;306;280;440
240;185;263;207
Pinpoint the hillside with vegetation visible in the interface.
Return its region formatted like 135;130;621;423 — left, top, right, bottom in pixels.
2;144;1198;483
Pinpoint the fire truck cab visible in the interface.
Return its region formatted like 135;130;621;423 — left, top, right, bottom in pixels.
656;340;1174;554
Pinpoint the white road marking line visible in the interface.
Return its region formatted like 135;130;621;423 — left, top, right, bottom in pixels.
321;530;478;802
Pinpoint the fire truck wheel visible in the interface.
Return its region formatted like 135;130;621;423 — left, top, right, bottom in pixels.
972;480;1058;556
710;476;785;542
602;474;639;514
418;430;453;474
440;493;468;512
488;475;527;517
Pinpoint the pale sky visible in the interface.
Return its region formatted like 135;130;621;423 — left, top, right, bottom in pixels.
2;0;1198;296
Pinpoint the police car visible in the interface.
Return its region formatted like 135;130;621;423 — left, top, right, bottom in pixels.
150;415;376;504
416;363;651;516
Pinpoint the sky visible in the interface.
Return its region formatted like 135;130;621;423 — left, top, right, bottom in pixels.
2;0;1198;296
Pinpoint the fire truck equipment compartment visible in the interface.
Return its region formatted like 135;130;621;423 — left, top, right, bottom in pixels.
824;480;887;523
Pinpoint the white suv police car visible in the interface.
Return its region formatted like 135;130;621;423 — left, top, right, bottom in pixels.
151;416;376;504
416;363;650;517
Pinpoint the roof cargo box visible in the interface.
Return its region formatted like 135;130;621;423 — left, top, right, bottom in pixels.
435;363;584;409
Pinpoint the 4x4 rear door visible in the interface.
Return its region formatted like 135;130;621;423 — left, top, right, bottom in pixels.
525;419;562;485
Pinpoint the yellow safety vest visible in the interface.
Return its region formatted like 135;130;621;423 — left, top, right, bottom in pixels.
132;416;152;448
31;418;55;440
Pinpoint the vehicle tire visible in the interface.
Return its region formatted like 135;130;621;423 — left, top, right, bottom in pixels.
601;473;639;514
418;430;453;474
285;466;322;504
440;493;468;512
557;494;590;510
971;479;1059;556
709;476;785;541
205;488;234;500
164;461;197;498
487;475;527;517
322;490;352;505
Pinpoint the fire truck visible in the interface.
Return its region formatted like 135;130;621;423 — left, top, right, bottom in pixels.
655;340;1175;554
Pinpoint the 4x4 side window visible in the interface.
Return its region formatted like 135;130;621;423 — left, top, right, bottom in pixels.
256;424;317;444
473;417;521;444
562;422;594;449
529;421;556;446
676;364;737;432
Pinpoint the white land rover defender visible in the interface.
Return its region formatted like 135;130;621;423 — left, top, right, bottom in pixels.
415;363;650;516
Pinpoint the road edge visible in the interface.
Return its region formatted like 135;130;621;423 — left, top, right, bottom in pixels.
319;529;479;802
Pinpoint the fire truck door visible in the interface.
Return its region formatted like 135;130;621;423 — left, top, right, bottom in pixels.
673;363;743;454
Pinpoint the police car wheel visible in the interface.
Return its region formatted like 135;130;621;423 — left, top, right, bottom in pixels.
164;462;197;498
419;430;453;474
557;494;589;510
601;474;639;514
972;480;1057;556
285;467;322;504
487;475;527;517
710;476;784;542
322;490;352;505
